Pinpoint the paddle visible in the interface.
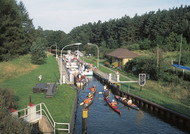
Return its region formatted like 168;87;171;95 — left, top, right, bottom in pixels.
80;102;84;106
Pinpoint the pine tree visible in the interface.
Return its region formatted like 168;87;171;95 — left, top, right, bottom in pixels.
30;38;47;64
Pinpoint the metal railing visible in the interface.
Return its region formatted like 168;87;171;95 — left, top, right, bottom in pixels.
16;103;70;133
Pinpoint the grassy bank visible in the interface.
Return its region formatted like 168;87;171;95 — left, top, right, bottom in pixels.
0;54;38;83
1;54;76;124
84;56;190;117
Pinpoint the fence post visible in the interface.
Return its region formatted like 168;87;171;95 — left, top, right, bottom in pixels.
54;122;56;134
40;103;42;119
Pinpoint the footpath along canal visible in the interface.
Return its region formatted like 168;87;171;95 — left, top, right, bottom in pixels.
74;77;186;134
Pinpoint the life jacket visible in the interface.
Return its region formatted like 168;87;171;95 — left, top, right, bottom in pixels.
84;98;89;104
111;102;116;107
91;88;95;92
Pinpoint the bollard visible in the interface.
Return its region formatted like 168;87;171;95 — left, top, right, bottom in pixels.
27;101;36;122
11;108;18;118
70;74;74;83
82;109;88;134
63;75;66;84
108;73;112;81
116;71;120;82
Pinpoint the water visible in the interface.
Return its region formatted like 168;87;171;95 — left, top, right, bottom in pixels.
74;77;186;134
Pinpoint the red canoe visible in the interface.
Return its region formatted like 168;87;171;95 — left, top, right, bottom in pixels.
105;96;121;115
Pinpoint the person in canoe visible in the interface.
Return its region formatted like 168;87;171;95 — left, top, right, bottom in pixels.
88;92;92;98
84;98;90;105
110;99;117;106
91;87;96;92
127;97;132;105
103;84;110;97
122;95;127;101
103;84;107;90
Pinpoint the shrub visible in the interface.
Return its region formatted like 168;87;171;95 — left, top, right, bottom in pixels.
128;44;140;51
112;62;118;68
180;51;190;65
0;88;32;133
124;55;171;81
104;61;110;67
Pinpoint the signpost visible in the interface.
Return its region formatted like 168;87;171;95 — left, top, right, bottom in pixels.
138;74;146;91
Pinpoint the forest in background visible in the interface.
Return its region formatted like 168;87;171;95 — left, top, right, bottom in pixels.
68;5;190;55
1;0;190;62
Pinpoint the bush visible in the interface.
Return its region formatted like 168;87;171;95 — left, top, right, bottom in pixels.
128;43;140;51
112;62;118;68
124;55;171;81
139;39;151;50
0;87;32;133
180;51;190;65
104;61;110;67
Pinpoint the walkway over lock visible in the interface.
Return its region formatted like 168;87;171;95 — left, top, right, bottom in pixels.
11;103;70;134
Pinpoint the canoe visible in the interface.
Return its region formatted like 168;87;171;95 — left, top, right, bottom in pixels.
90;87;96;95
115;95;139;110
105;96;121;114
81;87;96;109
83;97;94;109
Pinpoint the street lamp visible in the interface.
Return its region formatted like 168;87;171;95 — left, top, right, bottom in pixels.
60;43;81;85
87;43;99;68
50;43;58;59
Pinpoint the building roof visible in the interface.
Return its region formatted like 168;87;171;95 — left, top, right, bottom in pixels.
107;48;138;58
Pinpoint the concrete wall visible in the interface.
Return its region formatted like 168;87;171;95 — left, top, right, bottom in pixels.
70;86;79;134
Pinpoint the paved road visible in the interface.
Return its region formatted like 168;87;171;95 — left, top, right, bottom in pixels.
57;57;70;84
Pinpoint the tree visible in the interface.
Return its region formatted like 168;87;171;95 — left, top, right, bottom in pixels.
68;5;190;50
0;0;35;61
17;1;35;53
139;39;152;50
180;51;190;65
0;87;32;134
124;54;170;81
30;38;47;64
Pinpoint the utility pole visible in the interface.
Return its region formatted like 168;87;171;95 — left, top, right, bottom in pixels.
157;45;159;67
179;34;182;65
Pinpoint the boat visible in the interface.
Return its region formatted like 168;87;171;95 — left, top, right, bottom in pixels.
80;64;93;76
74;74;87;88
115;95;139;110
105;96;121;114
80;87;96;109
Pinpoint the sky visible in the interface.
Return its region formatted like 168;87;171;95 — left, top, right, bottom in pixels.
19;0;190;33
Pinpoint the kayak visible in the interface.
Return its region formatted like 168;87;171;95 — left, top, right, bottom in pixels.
90;87;96;96
81;87;96;109
105;96;121;114
83;97;94;109
103;89;109;97
115;95;139;110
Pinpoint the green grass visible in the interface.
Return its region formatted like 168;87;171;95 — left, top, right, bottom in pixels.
84;56;190;117
122;83;190;117
1;55;76;124
0;54;38;82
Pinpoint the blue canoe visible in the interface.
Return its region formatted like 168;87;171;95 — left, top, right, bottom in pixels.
115;95;139;110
